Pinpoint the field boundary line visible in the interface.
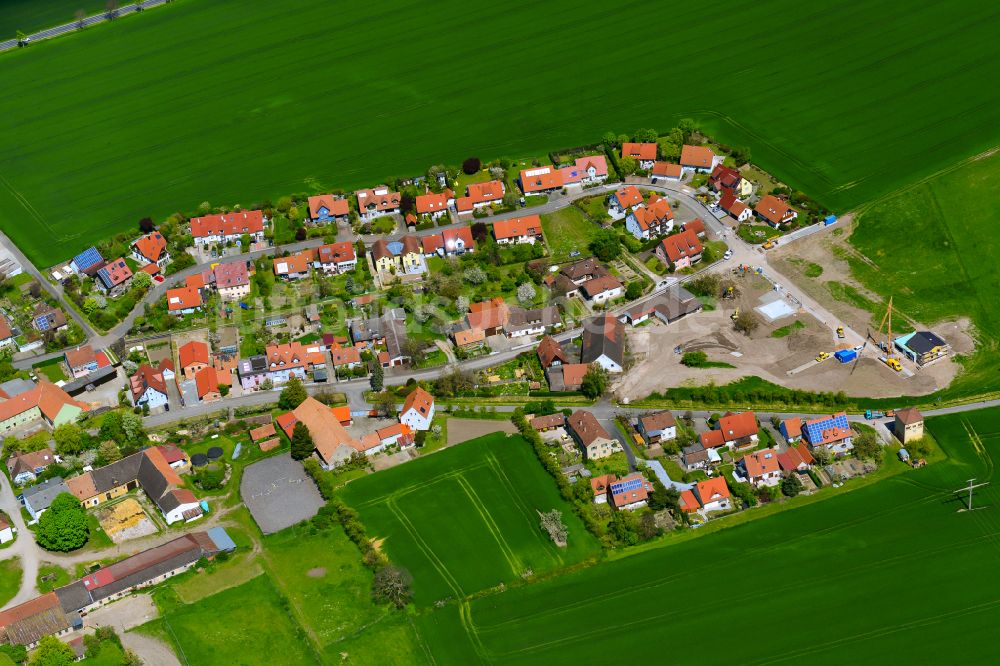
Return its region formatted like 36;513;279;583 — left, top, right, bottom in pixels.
454;474;523;576
0;172;54;235
483;452;563;565
349;462;492;509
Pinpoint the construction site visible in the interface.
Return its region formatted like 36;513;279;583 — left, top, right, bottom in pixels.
618;270;967;402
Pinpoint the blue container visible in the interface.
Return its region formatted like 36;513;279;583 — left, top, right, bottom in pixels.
200;500;210;513
834;349;857;363
824;215;837;226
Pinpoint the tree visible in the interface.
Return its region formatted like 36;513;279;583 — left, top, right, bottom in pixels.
98;411;125;444
370;362;384;392
290;422;314;460
681;351;708;368
733;310;759;335
53;424;85;456
638;512;660;540
588;229;622;262
811;445;832;466
517;282;536;305
539;509;568;546
131;270;152;290
657;137;681;161
853;430;883;464
374;391;397;417
580;364;608;399
29;635;76;666
471;222;488;242
278;376;307;409
295;227;307;241
260;378;274;391
463;266;487;284
372;565;412;609
36;493;88;552
461;157;481;175
782;474;804;497
97;440;122;465
138;217;155;233
625;282;643;300
633;128;658;143
731;145;752;166
455;295;470;314
647;479;680;512
400;191;416;216
219;384;230;397
602;131;618;147
619;156;638;176
120;411;144;443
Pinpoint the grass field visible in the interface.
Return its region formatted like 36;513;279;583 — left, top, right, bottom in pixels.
848;149;1000;402
412;407;1000;663
540;207;598;262
0;557;20;608
2;0;1000;264
338;433;601;606
31;357;67;382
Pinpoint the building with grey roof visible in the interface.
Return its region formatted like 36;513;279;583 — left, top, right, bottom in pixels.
23;477;69;520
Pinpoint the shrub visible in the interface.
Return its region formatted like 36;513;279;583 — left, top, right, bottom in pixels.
462;157;481;175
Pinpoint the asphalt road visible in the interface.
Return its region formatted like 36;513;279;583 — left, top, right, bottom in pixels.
0;1;168;52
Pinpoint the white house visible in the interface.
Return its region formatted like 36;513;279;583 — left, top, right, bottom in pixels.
129;365;169;410
637;411;676;445
580;275;624;304
607;185;644;219
694;478;731;513
493;216;542;245
581;315;624;373
0;514;13;544
740;448;782;488
624;197;673;240
190;210;265;246
399;387;435;431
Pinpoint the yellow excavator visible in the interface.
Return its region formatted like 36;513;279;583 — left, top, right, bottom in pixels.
871;297;902;371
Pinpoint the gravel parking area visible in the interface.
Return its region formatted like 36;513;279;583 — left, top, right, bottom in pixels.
240;453;324;534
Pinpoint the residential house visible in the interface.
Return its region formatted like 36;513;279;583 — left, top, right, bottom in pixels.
178;341;210;381
129;364;168;409
0;591;78;649
95;258;133;297
718;191;753;222
580;275;623;304
316;242;357;273
651;162;682;181
529;413;564;432
544;363;589;392
519;166;563;196
194;367;220;402
0;515;12;545
621;143;657;170
581;315;625;373
537;335;567;369
307;195;350;225
7;449;55;486
0;319;13;350
65;447;202;524
683;218;706;237
693;477;731;513
716;411;759;449
399;387;435;431
699;429;727;450
739;448;781;487
330;345;362;374
190;210;265;246
23;477;70;520
349;308;409;366
709;164;743;193
558;155;609;186
895;331;949;366
264;342;323;385
802;412;853;455
779;417;803;443
281;397;364;468
493;216;543;244
679;145;721;174
637;411;676;445
441;227;475;255
131;231;170;269
894;408;924;443
31;305;68;333
0;380;88;434
213;261;251;301
356;186;401;222
682;444;711;472
679;489;700;513
656;229;703;270
608;473;655;510
273;250;313;280
70;247;104;276
467;297;510;337
619;287;702;326
608;185;644;218
237;355;268;391
754;195;798;227
65;345;98;379
504;306;560;338
625;197;674;240
457;181;504;213
590;474;615;504
452;327;486;350
567;410;621;459
371;236;424;275
416;190;454;219
166;286;202;315
778;444;815;474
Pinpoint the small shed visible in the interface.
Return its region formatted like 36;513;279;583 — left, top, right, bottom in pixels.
834;349;857;363
207;526;237;553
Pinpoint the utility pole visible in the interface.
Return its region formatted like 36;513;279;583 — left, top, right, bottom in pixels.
954;478;990;511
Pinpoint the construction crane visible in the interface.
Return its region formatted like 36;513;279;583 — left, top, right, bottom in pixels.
954;478;990;512
870;296;902;371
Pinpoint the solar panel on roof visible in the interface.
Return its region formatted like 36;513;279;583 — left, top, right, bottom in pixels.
611;478;643;494
73;247;103;268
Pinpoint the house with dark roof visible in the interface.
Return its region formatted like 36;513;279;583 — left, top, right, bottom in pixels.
0;592;78;648
544;363;589;392
894;407;924;444
349;308;409;367
560;258;608;285
637;411;676;445
895;331;949;366
619;288;702;326
504;306;561;338
70;247;105;276
129;364;168;409
581;315;625;373
31;305;68;333
567;410;620;460
95;258;133;297
23;477;70;520
682;444;711;472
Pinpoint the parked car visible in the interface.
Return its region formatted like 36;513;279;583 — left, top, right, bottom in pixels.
723;250;733;260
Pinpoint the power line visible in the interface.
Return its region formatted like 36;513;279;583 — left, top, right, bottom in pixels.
954;478;990;512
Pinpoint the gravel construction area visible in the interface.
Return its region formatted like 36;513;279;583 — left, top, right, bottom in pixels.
447;418;517;445
240;453;324;534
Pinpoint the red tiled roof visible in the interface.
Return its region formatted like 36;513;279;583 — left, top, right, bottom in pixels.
742;448;780;478
308;194;349;219
402;387;434;419
214;261;249;288
356;186;400;213
537;335;566;368
442;226;475;253
782;417;802;439
331;345;361;366
179;341;209;370
416;191;451;215
250;423;277;442
710;164;742;191
519;166;563;194
156;445;187;464
720;411;758;442
130;364;166;401
273;251;312;276
167;286;202;312
699;429;727;449
683;218;706;236
621;143;657;161
695;477;730;504
777;444;814;472
133;232;167;262
190;210;264;239
659;229;703;263
195;366;219;398
276;411;298;439
99;258;133;287
185;273;206;290
754;195;796;225
316;242;355;266
680;145;716;169
493;216;542;241
614;186;644;210
467;298;509;331
652;162;682;178
679;489;699;512
65;345;96;369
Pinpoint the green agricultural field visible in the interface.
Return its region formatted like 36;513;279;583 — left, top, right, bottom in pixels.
1;0;107;36
338;433;601;606
849;149;1000;402
540;207;598;262
412;407;1000;664
2;0;999;264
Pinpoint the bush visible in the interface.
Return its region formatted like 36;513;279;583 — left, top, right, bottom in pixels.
462;157;481;175
681;351;708;367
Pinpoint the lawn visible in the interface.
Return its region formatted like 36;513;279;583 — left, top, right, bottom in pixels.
540;206;598;262
413;406;1000;664
338;433;602;606
770;319;805;338
36;562;71;593
0;557;20;608
847;149;1000;403
3;0;998;264
31;357;68;382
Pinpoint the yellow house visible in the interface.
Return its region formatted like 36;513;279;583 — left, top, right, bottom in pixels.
735;177;754;198
401;235;423;273
371;239;400;273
